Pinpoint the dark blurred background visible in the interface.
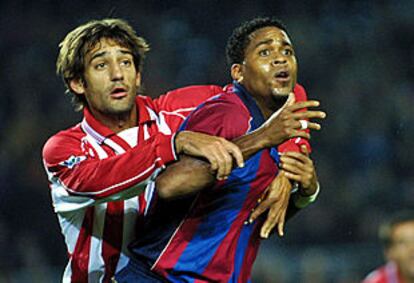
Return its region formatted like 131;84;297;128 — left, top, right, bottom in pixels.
0;0;413;282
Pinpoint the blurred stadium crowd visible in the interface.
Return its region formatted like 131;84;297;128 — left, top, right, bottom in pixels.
0;0;413;282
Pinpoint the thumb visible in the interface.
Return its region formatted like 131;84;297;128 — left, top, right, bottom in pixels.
266;92;296;123
286;92;295;106
300;145;309;156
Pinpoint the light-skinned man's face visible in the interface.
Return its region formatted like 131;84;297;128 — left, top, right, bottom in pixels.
386;221;414;280
70;38;141;118
232;26;297;101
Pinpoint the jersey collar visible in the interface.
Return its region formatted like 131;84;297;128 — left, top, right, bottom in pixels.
81;96;156;144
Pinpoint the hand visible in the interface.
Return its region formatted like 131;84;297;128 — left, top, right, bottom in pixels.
248;172;292;238
279;145;318;196
175;131;244;180
259;93;326;146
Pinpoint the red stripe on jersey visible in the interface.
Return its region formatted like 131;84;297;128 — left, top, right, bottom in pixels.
71;207;94;282
196;153;277;282
152;200;204;277
102;200;124;282
238;222;261;283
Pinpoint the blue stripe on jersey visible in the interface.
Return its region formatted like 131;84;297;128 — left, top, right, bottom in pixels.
167;152;263;282
228;220;256;283
232;82;265;129
234;82;281;166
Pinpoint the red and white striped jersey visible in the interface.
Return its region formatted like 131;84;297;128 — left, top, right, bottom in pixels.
42;85;223;283
362;262;403;283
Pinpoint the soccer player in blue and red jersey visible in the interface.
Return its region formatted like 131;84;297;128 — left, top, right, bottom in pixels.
116;17;326;282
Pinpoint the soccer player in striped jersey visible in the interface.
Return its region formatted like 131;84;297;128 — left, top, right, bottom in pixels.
42;18;244;283
362;210;414;283
116;17;326;282
42;18;320;282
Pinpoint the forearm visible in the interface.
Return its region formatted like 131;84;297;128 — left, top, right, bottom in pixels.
44;133;176;200
232;128;270;160
156;129;273;199
156;155;215;199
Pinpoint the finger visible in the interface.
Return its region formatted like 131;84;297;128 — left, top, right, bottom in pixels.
277;214;285;237
260;211;278;239
292;110;326;120
280;162;304;176
215;147;232;180
286;92;296;106
295;120;322;131
208;147;228;180
225;142;244;168
300;145;309;156
207;156;218;172
288;100;320;111
288;130;311;140
280;152;311;164
282;171;303;183
249;199;272;223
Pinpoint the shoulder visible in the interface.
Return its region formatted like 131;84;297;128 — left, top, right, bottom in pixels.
183;92;250;139
152;85;224;112
42;125;84;164
293;83;308;102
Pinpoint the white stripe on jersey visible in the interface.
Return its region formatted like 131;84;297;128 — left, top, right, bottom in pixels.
103;138;126;155
88;202;107;283
116;196;139;273
85;135;109;158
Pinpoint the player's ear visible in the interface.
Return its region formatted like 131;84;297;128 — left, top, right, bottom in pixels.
384;247;394;262
69;78;86;95
231;63;244;83
135;71;141;88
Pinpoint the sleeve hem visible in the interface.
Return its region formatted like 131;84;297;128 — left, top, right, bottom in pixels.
156;134;177;166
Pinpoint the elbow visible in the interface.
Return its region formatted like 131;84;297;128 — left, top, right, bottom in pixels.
155;176;180;200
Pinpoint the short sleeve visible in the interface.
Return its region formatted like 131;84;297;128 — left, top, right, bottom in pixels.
181;97;250;140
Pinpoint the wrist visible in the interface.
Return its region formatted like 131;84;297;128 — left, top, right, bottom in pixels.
298;183;317;197
293;182;320;208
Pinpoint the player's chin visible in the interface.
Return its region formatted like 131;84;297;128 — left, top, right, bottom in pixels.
271;87;291;98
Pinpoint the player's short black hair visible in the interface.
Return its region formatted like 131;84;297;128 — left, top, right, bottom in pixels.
226;17;289;66
378;210;414;249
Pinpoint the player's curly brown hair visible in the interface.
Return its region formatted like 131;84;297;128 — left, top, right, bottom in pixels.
226;17;289;66
56;18;150;111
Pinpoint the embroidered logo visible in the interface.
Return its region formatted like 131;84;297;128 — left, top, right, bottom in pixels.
59;155;87;169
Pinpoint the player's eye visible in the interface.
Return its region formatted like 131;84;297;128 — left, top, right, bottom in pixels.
258;49;270;57
121;59;132;67
95;62;106;70
282;48;294;56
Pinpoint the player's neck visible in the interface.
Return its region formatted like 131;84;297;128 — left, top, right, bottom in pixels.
90;106;138;133
252;95;286;120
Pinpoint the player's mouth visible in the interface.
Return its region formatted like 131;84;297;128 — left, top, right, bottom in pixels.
110;86;128;98
273;70;291;83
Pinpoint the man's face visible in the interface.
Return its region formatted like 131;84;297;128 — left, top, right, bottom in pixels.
234;26;297;99
71;38;141;116
387;221;414;280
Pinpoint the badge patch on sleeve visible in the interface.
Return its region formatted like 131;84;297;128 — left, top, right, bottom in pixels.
59;155;87;169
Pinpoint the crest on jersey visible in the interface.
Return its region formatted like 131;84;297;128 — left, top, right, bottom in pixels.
59;155;87;169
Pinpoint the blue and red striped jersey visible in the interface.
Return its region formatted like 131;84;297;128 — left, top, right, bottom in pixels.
128;82;304;282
